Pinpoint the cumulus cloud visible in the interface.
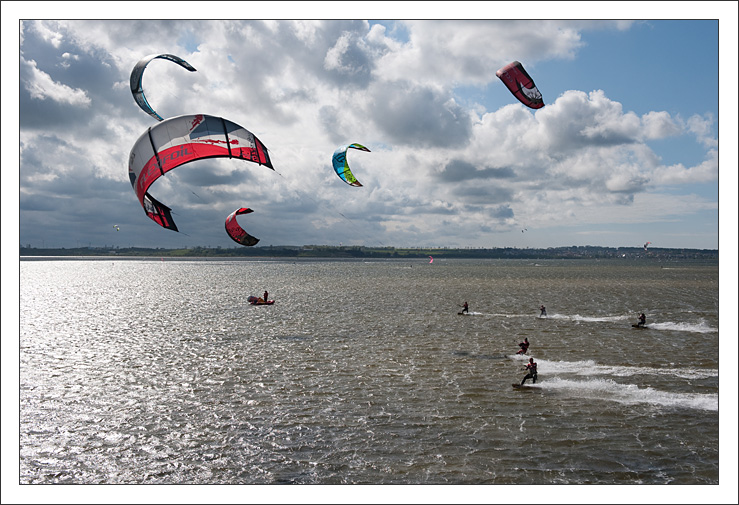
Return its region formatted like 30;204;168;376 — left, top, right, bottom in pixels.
686;113;718;148
375;20;587;87
651;149;718;185
641;111;682;139
368;82;474;148
21;57;91;106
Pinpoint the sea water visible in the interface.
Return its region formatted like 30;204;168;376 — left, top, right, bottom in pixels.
17;257;721;492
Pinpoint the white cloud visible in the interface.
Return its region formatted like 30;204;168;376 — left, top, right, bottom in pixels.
686;113;718;148
29;20;64;48
20;58;90;107
641;111;682;140
651;149;718;185
21;57;90;106
374;20;587;88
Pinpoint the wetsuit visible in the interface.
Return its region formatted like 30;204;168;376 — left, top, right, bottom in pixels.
540;306;547;317
637;314;646;327
462;302;469;313
521;361;538;385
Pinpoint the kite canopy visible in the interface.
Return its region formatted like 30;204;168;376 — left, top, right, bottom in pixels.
225;207;260;246
128;113;273;232
332;143;370;187
496;61;544;109
130;53;197;121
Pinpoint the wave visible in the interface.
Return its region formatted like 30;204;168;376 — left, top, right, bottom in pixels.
525;313;717;333
509;355;718;380
548;313;630;323
540;377;718;411
647;320;717;333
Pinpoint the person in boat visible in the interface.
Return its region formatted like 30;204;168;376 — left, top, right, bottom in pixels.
517;337;530;355
461;301;469;314
539;305;547;317
521;357;538;385
263;290;269;302
637;312;646;327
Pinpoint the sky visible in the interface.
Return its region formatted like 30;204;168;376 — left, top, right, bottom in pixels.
5;4;737;252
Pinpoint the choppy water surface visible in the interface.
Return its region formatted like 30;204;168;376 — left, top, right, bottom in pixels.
19;258;719;486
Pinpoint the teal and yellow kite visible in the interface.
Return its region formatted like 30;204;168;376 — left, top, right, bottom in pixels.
331;143;370;187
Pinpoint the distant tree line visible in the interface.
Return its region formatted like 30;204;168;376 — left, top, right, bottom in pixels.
19;245;719;261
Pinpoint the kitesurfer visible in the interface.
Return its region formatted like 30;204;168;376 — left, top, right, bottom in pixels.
637;313;646;327
521;357;538;385
462;301;469;314
539;305;547;317
517;337;530;355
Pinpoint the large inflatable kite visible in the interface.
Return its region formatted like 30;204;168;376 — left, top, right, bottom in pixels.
225;207;260;246
130;53;197;121
332;143;370;187
128;114;273;232
496;61;544;109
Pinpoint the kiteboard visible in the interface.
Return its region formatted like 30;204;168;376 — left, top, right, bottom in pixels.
512;383;531;389
631;324;648;329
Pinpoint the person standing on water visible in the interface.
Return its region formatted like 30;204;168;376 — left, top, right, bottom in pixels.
539;305;547;317
461;301;469;314
637;312;646;327
521;357;538;385
517;337;530;355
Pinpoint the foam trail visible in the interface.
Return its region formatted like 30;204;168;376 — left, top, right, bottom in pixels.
518;312;717;333
648;320;717;333
547;313;631;323
532;357;718;380
542;377;718;411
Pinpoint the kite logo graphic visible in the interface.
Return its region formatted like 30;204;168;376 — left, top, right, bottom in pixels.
190;115;205;130
160;145;194;167
519;83;541;101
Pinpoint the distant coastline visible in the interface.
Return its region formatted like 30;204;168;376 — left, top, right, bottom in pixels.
19;245;718;261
